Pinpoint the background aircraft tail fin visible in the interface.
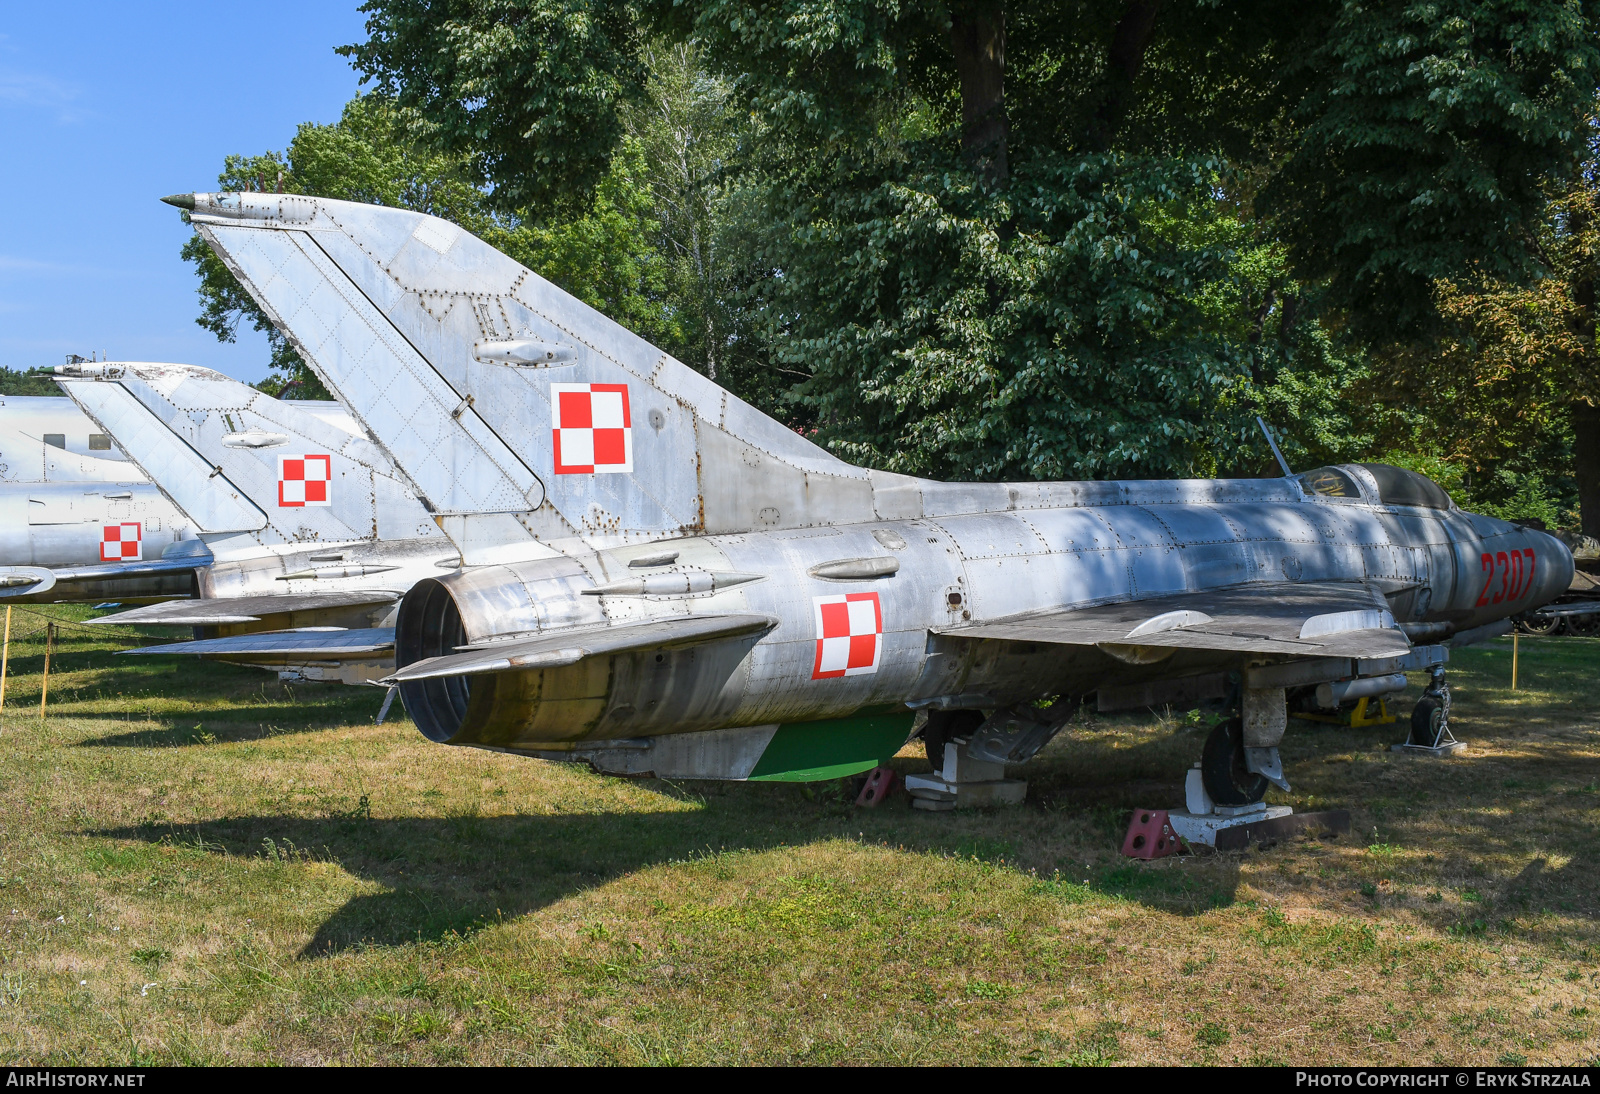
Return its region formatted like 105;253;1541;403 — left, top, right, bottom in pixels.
56;362;443;553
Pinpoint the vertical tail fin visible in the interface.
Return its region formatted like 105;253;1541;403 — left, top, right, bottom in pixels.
56;362;443;556
185;193;914;561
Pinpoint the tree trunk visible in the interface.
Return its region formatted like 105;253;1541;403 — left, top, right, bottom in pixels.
1084;0;1163;152
1575;402;1600;537
1573;251;1598;537
948;1;1008;186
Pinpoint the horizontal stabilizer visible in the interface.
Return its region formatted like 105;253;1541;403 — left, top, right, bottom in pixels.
940;582;1411;659
91;590;399;626
120;627;395;658
385;613;778;683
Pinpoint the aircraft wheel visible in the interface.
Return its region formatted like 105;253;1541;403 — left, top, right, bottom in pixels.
1200;716;1269;807
923;709;985;769
1409;698;1445;747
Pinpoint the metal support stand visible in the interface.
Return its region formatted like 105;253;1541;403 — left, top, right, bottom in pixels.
1161;763;1293;846
904;738;1027;811
1125;765;1350;853
1294;694;1397;727
375;685;399;725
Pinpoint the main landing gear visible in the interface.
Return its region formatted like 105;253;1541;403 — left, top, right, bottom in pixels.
903;706;1058;811
1200;716;1269;807
1161;689;1297;847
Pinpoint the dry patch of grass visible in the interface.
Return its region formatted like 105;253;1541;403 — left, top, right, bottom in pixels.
0;605;1595;1064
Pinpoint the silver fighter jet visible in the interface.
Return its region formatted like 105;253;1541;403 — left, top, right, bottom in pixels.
177;190;1573;805
0;391;200;603
55;361;454;684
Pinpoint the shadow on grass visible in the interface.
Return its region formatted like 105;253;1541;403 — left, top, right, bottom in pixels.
96;783;1247;959
97;809;787;957
76;710;387;748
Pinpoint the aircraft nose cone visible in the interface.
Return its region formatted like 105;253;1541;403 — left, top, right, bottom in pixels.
161;193;197;210
1527;529;1575;609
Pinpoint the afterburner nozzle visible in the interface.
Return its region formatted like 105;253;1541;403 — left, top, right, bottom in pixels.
161;193;197;210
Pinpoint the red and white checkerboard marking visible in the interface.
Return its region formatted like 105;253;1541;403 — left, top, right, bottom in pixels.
278;454;332;507
551;383;632;474
100;522;142;562
812;592;883;679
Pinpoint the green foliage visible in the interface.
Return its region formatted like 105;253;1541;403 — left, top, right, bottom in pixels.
492;138;679;353
751;149;1257;480
182;95;674;399
0;367;65;397
1261;0;1600;335
342;0;1598;482
1338;119;1600;527
340;0;648;215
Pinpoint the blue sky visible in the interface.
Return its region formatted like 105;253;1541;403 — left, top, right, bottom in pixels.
0;3;370;382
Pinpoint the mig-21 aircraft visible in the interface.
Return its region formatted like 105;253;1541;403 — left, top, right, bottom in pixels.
53;361;455;684
0;388;201;604
173;190;1573;811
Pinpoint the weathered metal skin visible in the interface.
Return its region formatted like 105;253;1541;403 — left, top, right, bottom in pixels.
0;394;142;482
182;190;1573;764
0;395;198;590
398;482;1570;749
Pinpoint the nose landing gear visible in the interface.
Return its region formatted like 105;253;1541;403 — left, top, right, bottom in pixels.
1394;664;1465;756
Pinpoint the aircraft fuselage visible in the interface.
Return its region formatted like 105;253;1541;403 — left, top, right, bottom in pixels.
397;470;1571;750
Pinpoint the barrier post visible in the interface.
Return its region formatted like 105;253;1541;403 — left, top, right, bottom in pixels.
39;623;54;720
0;605;10;716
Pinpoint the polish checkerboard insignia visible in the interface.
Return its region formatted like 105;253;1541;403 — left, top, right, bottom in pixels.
551;383;633;474
278;454;332;507
100;522;142;562
812;591;883;679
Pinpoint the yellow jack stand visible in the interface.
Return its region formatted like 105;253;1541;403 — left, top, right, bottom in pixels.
1293;695;1398;728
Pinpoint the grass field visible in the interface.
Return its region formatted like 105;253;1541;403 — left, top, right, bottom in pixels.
0;603;1595;1066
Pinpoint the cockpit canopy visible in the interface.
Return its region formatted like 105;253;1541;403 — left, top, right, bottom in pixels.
1296;463;1454;510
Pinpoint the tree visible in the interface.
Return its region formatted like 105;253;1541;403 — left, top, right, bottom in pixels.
182;94;677;397
1349;122;1600;531
0;367;65;397
342;0;1599;481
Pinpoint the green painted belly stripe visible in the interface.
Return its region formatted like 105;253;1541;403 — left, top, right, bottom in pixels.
746;712;914;783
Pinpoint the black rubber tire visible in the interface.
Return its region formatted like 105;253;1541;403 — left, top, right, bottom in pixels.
1200;716;1270;807
1409;697;1444;747
923;709;986;768
1567;614;1600;638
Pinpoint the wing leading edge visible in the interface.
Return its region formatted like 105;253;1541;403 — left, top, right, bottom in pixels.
937;582;1411;660
384;613;779;683
89;590;401;626
120;627;396;659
